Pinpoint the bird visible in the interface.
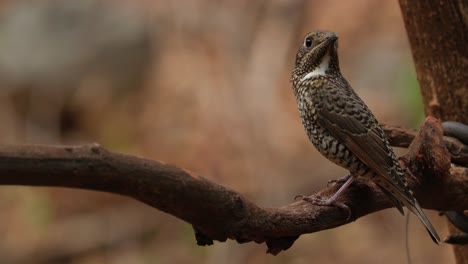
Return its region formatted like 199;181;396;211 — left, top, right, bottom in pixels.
290;30;440;244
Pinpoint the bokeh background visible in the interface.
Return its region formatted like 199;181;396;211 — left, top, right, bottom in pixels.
0;0;454;263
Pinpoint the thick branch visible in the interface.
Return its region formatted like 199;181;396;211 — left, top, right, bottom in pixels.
0;117;466;255
382;123;468;166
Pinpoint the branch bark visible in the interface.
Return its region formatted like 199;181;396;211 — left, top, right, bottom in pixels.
0;117;467;255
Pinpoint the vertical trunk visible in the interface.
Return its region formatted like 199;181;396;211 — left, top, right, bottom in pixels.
399;0;468;262
399;0;467;122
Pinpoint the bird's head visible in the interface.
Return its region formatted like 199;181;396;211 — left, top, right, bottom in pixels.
292;31;340;84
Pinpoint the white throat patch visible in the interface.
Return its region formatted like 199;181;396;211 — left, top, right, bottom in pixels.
301;54;330;82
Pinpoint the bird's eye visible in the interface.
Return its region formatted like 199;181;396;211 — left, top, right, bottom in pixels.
304;37;313;48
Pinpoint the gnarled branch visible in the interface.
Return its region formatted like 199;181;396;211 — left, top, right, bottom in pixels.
0;117;466;255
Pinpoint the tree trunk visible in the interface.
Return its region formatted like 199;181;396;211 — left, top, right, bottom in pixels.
399;0;468;262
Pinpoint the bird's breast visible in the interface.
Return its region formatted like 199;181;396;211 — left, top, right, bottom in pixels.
294;84;370;176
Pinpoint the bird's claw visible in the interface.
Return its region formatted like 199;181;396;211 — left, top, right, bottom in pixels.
294;194;306;201
327;174;352;187
295;194;352;221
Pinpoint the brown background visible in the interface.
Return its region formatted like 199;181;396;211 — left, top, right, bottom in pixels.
0;0;452;263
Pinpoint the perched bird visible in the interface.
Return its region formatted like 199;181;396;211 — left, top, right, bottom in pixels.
291;31;440;244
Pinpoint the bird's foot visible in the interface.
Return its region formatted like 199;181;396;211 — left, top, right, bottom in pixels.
327;174;352;187
295;194;352;221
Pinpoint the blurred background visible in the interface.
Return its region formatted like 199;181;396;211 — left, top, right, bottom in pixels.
0;0;453;263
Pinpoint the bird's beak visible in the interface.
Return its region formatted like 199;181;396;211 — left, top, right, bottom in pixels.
326;33;338;45
324;33;338;52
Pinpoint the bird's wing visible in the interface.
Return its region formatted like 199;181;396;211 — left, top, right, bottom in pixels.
315;81;402;185
311;80;440;243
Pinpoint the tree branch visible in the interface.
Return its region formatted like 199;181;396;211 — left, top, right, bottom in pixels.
0;117;466;255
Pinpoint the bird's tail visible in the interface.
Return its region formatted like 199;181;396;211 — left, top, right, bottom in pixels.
376;175;440;244
408;199;440;244
375;182;405;215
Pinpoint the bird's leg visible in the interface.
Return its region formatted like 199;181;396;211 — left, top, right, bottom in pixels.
327;173;352;187
296;175;355;220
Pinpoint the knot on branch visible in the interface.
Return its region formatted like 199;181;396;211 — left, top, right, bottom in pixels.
402;117;451;195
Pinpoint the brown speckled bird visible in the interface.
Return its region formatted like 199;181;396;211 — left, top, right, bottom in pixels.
291;31;440;244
